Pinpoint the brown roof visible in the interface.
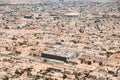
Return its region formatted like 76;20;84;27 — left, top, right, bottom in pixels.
115;53;120;59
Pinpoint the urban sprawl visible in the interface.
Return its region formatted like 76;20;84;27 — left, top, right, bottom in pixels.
0;0;120;80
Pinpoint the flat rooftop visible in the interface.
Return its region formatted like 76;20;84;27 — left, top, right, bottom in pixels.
115;53;120;59
42;46;80;58
64;12;80;16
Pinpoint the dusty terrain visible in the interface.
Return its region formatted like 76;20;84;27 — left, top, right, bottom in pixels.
0;0;120;80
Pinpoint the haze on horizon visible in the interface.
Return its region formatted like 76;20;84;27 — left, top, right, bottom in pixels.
0;0;118;4
89;0;118;2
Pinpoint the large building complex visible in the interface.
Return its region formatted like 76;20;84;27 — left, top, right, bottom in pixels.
41;47;80;62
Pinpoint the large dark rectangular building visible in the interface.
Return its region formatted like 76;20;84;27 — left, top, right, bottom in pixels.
41;48;80;62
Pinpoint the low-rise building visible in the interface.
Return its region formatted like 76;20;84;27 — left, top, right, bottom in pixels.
41;47;80;62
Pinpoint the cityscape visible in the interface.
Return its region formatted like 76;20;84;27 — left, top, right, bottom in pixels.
0;0;120;80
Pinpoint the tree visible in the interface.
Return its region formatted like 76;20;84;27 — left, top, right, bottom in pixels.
63;74;67;80
79;28;84;33
87;61;92;65
99;61;103;66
